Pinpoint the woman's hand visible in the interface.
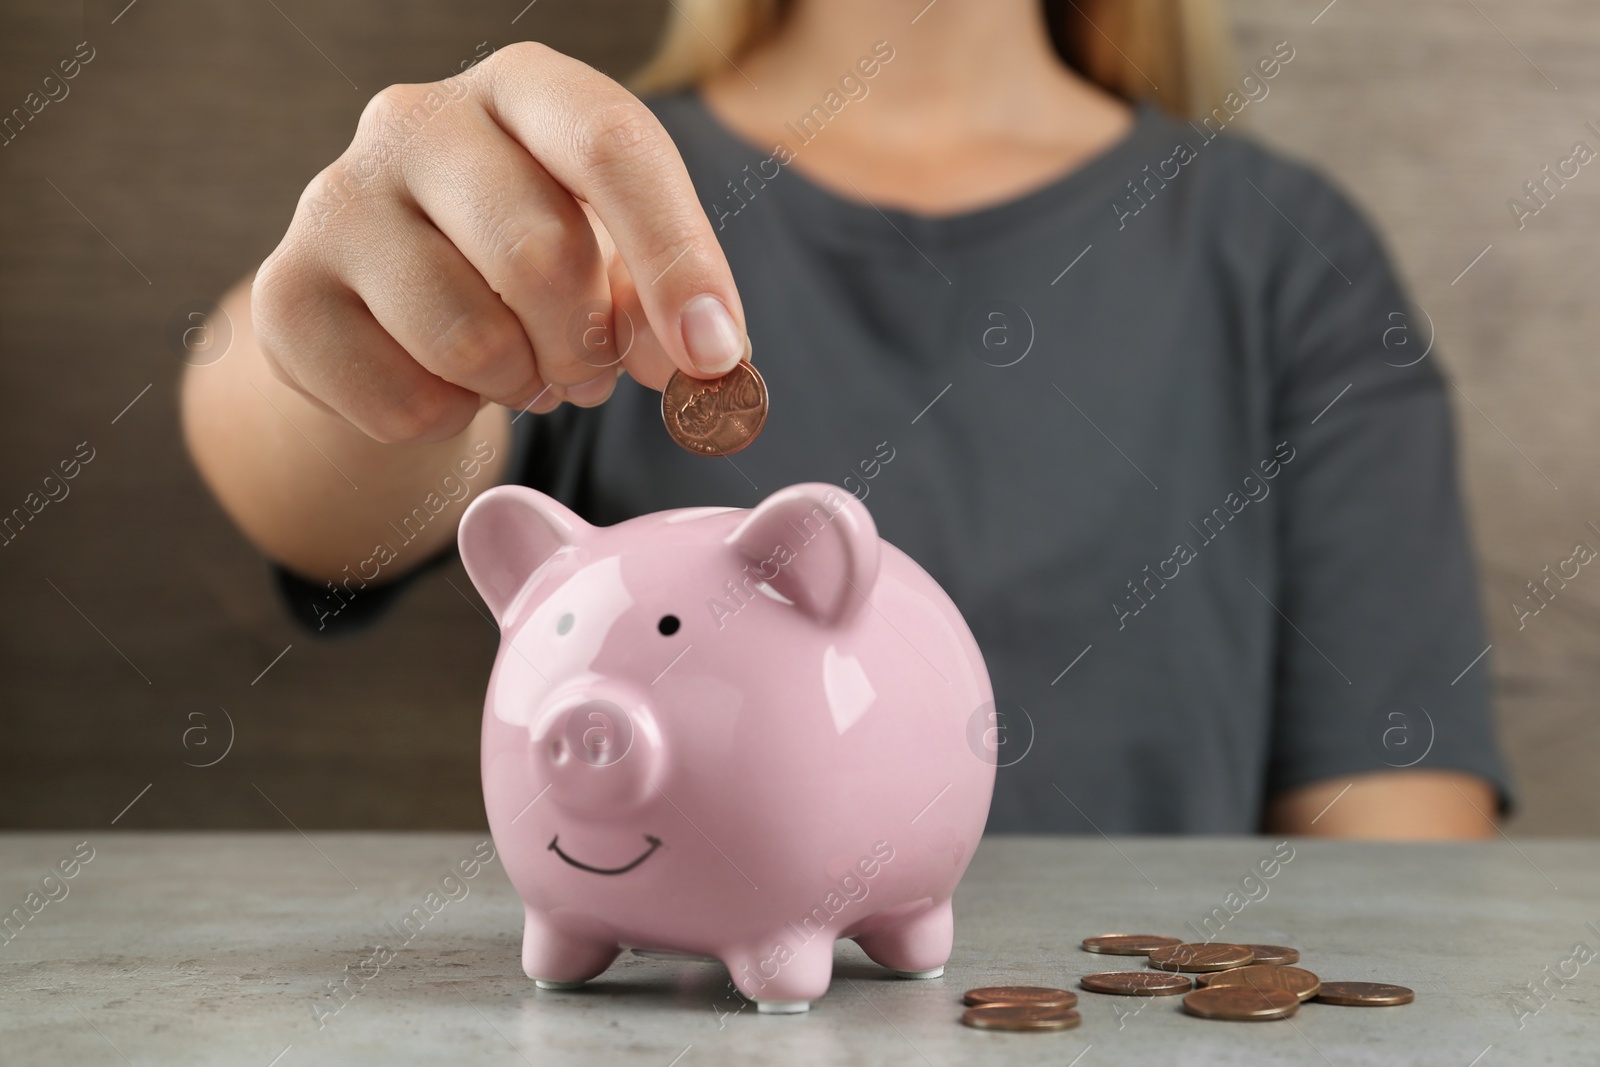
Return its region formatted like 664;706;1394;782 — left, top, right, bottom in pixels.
251;41;748;444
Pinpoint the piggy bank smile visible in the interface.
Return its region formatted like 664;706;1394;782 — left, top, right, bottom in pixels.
549;833;662;875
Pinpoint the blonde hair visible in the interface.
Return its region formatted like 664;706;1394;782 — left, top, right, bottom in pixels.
631;0;1235;121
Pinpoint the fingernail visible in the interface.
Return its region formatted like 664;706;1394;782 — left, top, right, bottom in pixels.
532;386;564;414
680;294;745;374
565;372;616;407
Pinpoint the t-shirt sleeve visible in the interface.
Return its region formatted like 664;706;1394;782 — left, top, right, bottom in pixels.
273;551;449;637
268;410;546;637
1257;161;1513;812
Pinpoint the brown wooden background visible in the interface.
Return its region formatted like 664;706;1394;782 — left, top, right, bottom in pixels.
1;0;1595;833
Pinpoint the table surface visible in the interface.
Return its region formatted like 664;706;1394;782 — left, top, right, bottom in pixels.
2;833;1596;1066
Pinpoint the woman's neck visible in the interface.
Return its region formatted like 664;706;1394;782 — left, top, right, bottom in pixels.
700;0;1134;213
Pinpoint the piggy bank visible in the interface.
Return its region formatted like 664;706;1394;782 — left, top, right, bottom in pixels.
458;481;995;1013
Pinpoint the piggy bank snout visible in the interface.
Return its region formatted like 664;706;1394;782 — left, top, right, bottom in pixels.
533;692;662;816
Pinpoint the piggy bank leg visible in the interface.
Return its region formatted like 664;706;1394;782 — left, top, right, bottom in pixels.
725;935;837;1014
522;908;619;990
853;898;953;979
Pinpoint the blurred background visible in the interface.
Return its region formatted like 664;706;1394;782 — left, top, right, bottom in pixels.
1;0;1595;833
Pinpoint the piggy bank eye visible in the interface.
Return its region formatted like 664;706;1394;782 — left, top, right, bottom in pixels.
556;612;574;635
657;614;681;636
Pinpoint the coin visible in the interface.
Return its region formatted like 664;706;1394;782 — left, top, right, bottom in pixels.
1182;984;1300;1021
1082;934;1183;955
1314;981;1415;1006
961;1004;1081;1031
1147;942;1255;972
661;359;768;456
963;986;1077;1009
1080;971;1192;996
1240;944;1300;965
1198;964;1321;1001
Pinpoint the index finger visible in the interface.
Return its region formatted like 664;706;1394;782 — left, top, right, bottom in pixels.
476;43;747;379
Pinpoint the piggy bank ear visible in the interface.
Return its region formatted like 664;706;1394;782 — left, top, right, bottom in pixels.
458;485;589;625
726;483;880;625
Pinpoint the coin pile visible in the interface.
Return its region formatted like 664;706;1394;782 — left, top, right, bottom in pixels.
1081;933;1414;1023
661;359;768;456
960;986;1080;1031
960;933;1413;1032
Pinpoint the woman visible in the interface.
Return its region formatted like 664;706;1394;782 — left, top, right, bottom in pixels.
181;0;1508;836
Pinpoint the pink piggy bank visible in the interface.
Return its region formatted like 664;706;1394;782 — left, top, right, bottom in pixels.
458;481;995;1013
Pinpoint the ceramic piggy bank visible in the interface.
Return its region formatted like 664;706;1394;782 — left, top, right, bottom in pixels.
458;481;995;1013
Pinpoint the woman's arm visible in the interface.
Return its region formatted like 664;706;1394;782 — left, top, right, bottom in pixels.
1266;771;1497;838
180;275;511;583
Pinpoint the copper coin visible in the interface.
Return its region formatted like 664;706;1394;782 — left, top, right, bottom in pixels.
1080;971;1192;996
1182;984;1300;1021
1240;944;1300;965
661;359;768;456
963;986;1077;1009
1198;964;1321;1002
1147;942;1255;973
961;1004;1081;1031
1081;934;1183;955
1314;981;1415;1006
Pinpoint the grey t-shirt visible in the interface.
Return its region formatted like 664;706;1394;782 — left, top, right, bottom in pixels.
283;92;1512;832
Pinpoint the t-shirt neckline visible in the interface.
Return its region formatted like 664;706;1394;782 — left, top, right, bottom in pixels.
674;90;1173;249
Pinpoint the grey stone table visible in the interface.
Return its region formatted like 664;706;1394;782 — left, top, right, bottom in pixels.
2;833;1596;1066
